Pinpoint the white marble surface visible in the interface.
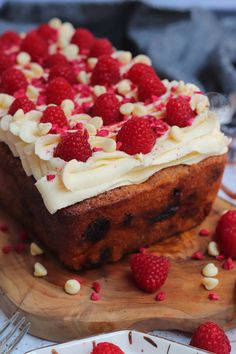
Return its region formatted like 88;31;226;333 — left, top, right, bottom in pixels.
1;165;236;353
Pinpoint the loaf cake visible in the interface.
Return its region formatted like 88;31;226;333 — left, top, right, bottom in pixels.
0;19;229;269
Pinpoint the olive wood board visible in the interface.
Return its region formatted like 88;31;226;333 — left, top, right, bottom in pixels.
0;197;235;342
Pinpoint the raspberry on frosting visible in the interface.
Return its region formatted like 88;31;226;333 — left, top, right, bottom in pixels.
0;53;15;74
89;38;113;58
43;53;69;68
40;106;68;133
54;130;92;162
127;63;156;84
37;24;58;43
71;28;95;53
165;96;196;127
21;32;48;63
49;64;76;84
117;116;156;155
0;68;27;95
91;55;120;85
90;93;121;126
138;74;166;101
9;97;35;115
0;31;21;47
46;77;74;105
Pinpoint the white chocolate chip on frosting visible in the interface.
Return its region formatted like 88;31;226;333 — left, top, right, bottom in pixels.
87;57;98;70
64;279;81;295
62;44;79;60
77;71;89;85
30;63;44;78
112;51;132;65
34;262;47;277
208;241;220;257
90;116;103;129
17;52;31;66
133;103;146;116
30;242;44;256
202;263;218;277
202;277;219;290
61;99;75;117
26;85;39;101
133;54;152;66
120;102;134;115
49;17;62;29
170;126;184;142
94;85;106;97
117;80;131;95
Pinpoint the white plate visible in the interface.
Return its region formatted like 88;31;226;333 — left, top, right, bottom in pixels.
25;330;211;354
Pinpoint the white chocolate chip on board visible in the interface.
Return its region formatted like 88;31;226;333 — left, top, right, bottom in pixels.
120;102;134;115
34;262;47;277
30;242;44;256
208;241;220;257
202;263;218;277
202;277;219;290
64;279;81;295
169;126;184;142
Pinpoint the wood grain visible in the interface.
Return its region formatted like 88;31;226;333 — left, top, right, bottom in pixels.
0;198;235;342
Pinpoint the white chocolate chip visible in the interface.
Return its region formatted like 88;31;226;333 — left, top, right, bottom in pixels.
117;80;131;95
120;102;134;115
64;279;81;295
90;116;103;129
103;138;116;152
30;63;44;78
22;69;35;81
85;123;97;136
34;262;47;277
30;242;44;256
77;71;89;85
87;57;98;70
202;277;219;290
61;99;75;117
208;241;220;257
38;122;52;136
133;103;146;116
62;44;79;60
116;51;132;65
26;85;39;100
202;263;218;277
48;43;57;55
169;126;184;142
13;109;25;121
133;54;152;66
94;85;106;97
17;52;31;66
49;17;62;29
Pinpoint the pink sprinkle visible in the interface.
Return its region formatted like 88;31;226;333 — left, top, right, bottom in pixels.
92;281;101;293
191;251;205;260
46;174;56;182
208;292;220;301
116;141;122;150
97;129;109;137
90;292;100;301
222;257;234;270
155;292;166;302
19;230;28;242
139;247;146;254
198;228;210;236
14;243;25;253
2;244;13;254
93;147;103;153
0;224;8;232
215;255;225;261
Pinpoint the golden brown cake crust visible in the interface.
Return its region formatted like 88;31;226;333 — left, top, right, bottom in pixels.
0;142;226;269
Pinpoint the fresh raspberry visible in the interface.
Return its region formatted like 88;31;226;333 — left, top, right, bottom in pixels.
190;321;231;354
54;130;92;162
89;38;113;58
91;55;120;86
0;31;21;47
130;253;170;293
41;106;68;133
49;64;76;84
91;342;124;354
0;53;15;74
37;24;57;43
0;68;27;95
71;28;95;53
215;210;236;259
9;97;35;115
222;257;234;270
146;115;169;137
138;74;166;101
46;77;74;105
127;63;155;85
43;53;69;68
90;93;120;125
21;32;48;63
165;96;195;127
117;117;156;155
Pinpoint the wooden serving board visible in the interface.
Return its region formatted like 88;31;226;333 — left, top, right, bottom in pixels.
0;198;235;342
